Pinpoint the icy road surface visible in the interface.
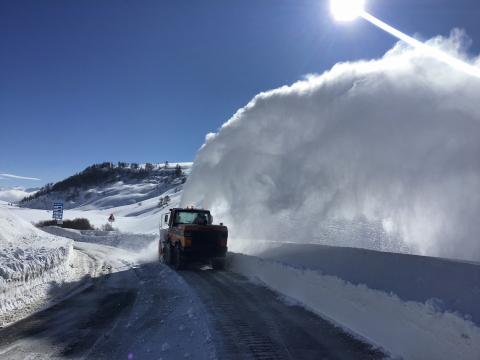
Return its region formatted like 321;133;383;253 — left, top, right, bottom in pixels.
180;270;385;359
0;242;385;359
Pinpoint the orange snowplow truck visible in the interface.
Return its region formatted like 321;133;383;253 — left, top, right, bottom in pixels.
159;208;228;270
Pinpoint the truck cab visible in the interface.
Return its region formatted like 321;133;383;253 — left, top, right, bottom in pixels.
159;208;228;270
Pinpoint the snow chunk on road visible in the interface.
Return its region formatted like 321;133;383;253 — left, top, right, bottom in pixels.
0;208;74;325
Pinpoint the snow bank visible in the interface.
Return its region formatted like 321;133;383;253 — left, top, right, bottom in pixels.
41;226;155;250
0;208;73;324
42;227;159;264
257;243;480;326
182;30;480;261
229;250;480;360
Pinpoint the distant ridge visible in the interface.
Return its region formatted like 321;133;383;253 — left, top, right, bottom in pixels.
20;161;191;210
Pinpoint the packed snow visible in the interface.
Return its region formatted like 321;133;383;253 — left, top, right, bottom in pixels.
181;30;480;262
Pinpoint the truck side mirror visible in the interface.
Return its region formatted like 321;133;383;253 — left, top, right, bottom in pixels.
164;214;169;223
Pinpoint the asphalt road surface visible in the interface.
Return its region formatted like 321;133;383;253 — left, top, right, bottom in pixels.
0;246;385;359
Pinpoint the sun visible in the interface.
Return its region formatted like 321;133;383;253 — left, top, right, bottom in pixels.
330;0;365;22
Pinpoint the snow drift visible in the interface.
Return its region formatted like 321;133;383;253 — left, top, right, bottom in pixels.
182;30;480;261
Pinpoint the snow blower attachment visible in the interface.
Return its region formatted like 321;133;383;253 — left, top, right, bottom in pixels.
159;208;228;270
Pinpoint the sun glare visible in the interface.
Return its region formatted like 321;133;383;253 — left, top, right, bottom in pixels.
330;0;365;22
329;0;480;78
361;12;480;78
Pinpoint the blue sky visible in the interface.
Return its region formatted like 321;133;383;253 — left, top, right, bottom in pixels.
1;0;479;188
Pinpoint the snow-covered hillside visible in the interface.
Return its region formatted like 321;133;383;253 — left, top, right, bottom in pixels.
21;162;191;210
8;179;184;235
8;162;192;235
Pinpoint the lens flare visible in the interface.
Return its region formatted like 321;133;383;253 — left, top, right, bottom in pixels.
330;0;480;78
330;0;365;22
360;12;480;78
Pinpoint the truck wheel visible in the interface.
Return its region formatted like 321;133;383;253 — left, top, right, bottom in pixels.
163;242;172;265
173;243;185;270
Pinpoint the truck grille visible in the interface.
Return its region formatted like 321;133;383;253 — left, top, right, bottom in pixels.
190;231;221;250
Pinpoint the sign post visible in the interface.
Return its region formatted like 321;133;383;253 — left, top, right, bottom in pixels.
52;202;64;225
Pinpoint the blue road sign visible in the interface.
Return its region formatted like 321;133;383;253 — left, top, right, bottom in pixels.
52;202;63;220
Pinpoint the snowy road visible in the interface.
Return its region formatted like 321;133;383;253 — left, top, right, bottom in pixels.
0;243;385;359
180;270;385;359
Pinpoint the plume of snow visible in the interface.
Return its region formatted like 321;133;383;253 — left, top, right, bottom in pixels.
181;30;480;261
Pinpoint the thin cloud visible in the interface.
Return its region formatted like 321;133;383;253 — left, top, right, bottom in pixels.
0;173;41;181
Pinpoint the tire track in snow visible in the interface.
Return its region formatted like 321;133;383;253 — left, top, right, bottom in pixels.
180;269;385;360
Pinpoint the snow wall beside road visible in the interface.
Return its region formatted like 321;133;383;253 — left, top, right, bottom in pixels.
0;208;73;325
228;247;480;360
42;226;159;264
182;30;480;262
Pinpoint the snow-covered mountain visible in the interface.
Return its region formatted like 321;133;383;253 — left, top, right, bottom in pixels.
8;162;192;235
20;162;191;210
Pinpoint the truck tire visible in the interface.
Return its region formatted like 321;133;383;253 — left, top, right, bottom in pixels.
163;242;172;265
173;243;185;270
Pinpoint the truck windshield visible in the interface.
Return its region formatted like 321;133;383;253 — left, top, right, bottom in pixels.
175;211;212;225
